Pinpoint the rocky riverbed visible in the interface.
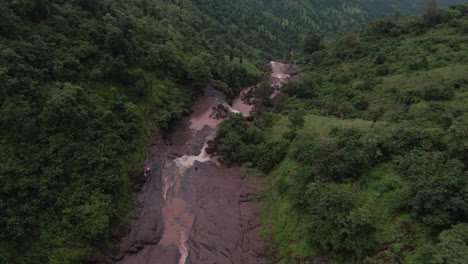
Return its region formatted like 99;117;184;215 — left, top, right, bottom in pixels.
109;61;295;264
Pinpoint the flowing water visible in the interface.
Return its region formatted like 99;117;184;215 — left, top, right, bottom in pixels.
115;61;293;264
270;61;291;86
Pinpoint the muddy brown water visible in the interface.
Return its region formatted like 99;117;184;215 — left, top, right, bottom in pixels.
114;61;292;264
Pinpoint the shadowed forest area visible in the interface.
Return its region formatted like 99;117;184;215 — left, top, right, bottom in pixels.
0;0;467;263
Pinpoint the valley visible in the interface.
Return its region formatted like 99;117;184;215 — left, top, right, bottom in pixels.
0;1;467;264
115;61;293;264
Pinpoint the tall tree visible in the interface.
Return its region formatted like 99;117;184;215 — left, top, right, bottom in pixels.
188;56;212;89
289;110;305;130
303;34;322;54
423;0;439;26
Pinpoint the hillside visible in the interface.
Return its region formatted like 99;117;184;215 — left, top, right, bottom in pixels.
0;0;467;263
212;2;468;263
0;0;263;263
191;0;468;56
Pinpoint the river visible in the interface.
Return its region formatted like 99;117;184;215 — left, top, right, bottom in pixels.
113;61;293;264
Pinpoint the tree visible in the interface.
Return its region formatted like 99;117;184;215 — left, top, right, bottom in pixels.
256;81;273;107
369;107;384;128
187;56;212;89
397;151;468;230
255;141;288;173
423;0;439;26
303;183;376;260
434;224;468;263
394;10;402;20
289;110;305;130
303;34;322;54
407;223;468;264
30;0;50;23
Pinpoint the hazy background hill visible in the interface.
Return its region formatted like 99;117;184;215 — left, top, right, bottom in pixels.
190;0;468;56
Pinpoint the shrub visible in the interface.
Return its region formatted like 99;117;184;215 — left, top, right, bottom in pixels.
422;84;454;101
375;65;390;76
407;56;429;71
255;141;289;173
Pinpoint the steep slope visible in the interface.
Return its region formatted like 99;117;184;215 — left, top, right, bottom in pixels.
241;3;467;263
190;0;467;56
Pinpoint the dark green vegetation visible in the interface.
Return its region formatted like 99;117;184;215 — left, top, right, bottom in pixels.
192;0;467;57
0;0;264;262
215;2;468;263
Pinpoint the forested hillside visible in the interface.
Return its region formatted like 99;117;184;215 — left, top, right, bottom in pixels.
0;0;263;262
191;0;467;56
214;2;468;263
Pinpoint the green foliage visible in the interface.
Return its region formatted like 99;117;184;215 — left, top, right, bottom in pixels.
256;81;273;107
216;114;264;164
295;2;468;119
303;34;323;54
396;151;467;230
303;183;376;261
407;223;468;264
0;0;264;262
1;0;467;263
188;56;212;89
288;110;305;130
255;141;289;173
261;3;468;264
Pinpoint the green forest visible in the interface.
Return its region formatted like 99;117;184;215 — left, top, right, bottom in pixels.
1;0;467;263
0;0;263;263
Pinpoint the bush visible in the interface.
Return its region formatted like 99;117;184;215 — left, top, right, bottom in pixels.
397;151;468;230
255;141;289;173
216;114;264;164
375;65;390;76
351;95;369;111
422;84;454;100
407;56;429;71
282;80;316;99
303;183;376;261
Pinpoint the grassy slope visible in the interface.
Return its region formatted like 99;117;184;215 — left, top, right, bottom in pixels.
261;4;468;263
263;124;432;264
269;114;384;141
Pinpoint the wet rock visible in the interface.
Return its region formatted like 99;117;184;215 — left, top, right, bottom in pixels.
168;153;177;159
136;176;147;184
209;79;220;89
165;138;173;146
112;252;125;261
125;240;145;254
209;103;231;120
205;139;217;154
126;246;138;254
183;163;265;264
88;255;115;264
132;240;144;250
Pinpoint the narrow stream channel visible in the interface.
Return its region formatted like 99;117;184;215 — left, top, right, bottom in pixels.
115;61;292;264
